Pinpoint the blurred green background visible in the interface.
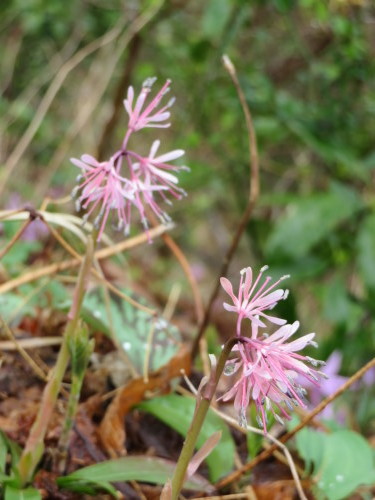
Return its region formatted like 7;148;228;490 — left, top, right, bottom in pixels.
0;0;374;429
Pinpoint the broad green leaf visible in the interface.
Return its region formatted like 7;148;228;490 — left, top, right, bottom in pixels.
1;239;41;271
57;456;212;492
357;213;375;290
0;294;34;324
295;427;325;475
320;276;362;329
138;394;235;481
266;183;362;259
80;289;181;373
318;431;375;499
4;486;41;500
296;428;375;499
201;0;231;41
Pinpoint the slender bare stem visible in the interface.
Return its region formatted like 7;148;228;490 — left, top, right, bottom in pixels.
0;219;31;260
192;55;260;359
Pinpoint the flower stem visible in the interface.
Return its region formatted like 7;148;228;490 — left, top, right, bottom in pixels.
56;323;94;473
170;338;238;499
18;235;95;486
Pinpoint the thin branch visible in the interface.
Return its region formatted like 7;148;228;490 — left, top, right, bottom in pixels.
0;315;48;382
191;55;260;358
215;356;375;489
0;222;172;295
0;337;62;350
0;219;31;260
148;211;204;325
43;219;156;316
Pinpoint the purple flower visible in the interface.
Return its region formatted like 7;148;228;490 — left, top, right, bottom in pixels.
303;350;348;421
220;266;289;335
222;321;323;431
71;78;187;240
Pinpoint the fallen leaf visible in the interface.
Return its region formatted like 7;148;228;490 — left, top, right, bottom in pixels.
99;344;191;457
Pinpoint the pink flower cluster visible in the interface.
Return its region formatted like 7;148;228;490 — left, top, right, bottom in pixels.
71;78;188;241
220;266;324;431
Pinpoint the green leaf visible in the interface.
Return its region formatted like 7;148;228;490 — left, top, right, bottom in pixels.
266;183;363;259
1;238;41;271
295;427;325;475
0;432;7;473
0;293;34;324
357;213;375;290
138;394;235;481
296;428;375;499
0;431;21;469
4;486;41;500
57;456;212;492
201;0;232;41
79;289;182;373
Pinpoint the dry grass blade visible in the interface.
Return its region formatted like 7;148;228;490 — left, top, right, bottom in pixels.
0;219;31;260
0;337;62;350
0;222;172;296
0;316;48;382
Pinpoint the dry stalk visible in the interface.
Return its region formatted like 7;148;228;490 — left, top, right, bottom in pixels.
192;55;260;359
0;222;172;296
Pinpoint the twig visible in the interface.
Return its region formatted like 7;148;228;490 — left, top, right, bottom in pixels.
0;219;31;260
148;211;204;325
215;357;375;489
0;222;172;295
43;219;156;317
191;55;260;359
0;315;47;382
0;337;62;350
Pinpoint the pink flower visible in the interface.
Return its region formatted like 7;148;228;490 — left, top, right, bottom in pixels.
124;78;174;131
220;266;289;334
71;154;132;241
71;78;187;240
221;321;323;431
128;139;187;199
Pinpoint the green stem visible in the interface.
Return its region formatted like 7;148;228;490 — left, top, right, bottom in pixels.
18;236;95;485
57;324;93;473
170;338;238;499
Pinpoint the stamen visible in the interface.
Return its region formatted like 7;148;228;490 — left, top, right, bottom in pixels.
143;76;157;88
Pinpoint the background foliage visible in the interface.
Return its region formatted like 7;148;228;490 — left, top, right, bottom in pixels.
1;0;374;437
